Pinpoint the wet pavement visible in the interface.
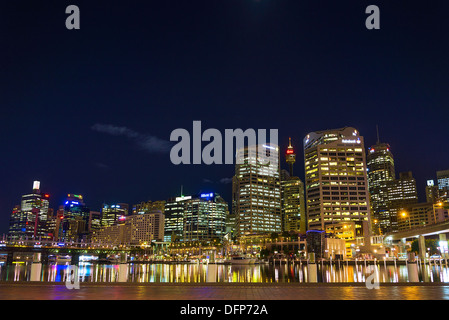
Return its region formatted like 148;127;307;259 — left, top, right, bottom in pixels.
1;283;449;300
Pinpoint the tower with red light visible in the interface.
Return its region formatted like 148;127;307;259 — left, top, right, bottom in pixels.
286;137;296;176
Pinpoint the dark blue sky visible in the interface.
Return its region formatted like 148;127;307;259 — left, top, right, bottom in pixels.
1;0;448;234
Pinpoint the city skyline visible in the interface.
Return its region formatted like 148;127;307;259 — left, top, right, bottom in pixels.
2;125;448;236
5;127;448;240
2;1;449;236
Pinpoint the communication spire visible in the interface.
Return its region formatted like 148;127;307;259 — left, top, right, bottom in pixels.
285;137;296;176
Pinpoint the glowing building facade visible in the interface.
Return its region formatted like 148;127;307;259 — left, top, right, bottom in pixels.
281;138;306;234
164;193;229;242
132;200;165;215
367;141;395;234
232;143;282;238
8;181;51;240
281;175;306;234
101;203;129;227
437;169;449;202
59;194;90;242
386;171;418;232
183;193;228;242
303;127;371;238
164;195;191;242
426;180;440;204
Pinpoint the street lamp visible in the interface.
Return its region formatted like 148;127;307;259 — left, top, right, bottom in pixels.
401;211;411;229
432;202;444;224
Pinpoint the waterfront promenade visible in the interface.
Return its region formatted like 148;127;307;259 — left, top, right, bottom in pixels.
1;282;448;300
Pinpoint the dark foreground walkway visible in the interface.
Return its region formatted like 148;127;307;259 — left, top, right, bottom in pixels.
0;282;449;300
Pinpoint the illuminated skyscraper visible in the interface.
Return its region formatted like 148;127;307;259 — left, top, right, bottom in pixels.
183;193;228;242
164;195;191;242
88;211;102;234
164;192;229;242
426;180;440;204
386;171;418;232
281;138;306;234
8;181;51;240
8;205;25;240
132;200;165;215
303;127;371;238
60;194;90;242
437;169;449;202
232;143;282;238
367;140;395;234
281;177;306;233
101;203;129;227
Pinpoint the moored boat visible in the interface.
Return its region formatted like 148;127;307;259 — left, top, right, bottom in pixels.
229;256;256;265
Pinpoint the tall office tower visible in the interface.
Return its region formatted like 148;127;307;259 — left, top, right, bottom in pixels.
303;127;371;238
132;200;165;215
281;138;306;233
281;177;306;233
118;203;129;215
8;205;24;240
8;181;51;240
386;171;418;232
60;194;90;242
367;141;395;234
437;169;449;202
88;211;102;233
101;203;128;227
183;192;228;242
164;195;191;242
232;143;282;238
225;213;236;237
44;208;57;240
426;180;440;204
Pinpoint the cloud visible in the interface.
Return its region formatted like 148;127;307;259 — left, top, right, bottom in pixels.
136;135;172;153
92;123;172;153
201;178;233;184
91;124;139;138
219;177;233;184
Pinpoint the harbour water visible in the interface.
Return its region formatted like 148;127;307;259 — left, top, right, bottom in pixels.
1;261;449;284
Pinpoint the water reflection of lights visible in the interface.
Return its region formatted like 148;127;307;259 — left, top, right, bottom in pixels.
3;262;449;284
14;264;20;281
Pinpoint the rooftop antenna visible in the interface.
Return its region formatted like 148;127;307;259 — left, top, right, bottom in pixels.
180;185;183;197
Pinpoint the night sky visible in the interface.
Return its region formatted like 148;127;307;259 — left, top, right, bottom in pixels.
1;0;448;235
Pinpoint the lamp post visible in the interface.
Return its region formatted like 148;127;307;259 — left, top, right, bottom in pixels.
401;211;411;230
373;219;381;235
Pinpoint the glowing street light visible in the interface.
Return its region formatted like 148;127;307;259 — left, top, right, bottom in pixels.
401;211;411;229
432;202;444;224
